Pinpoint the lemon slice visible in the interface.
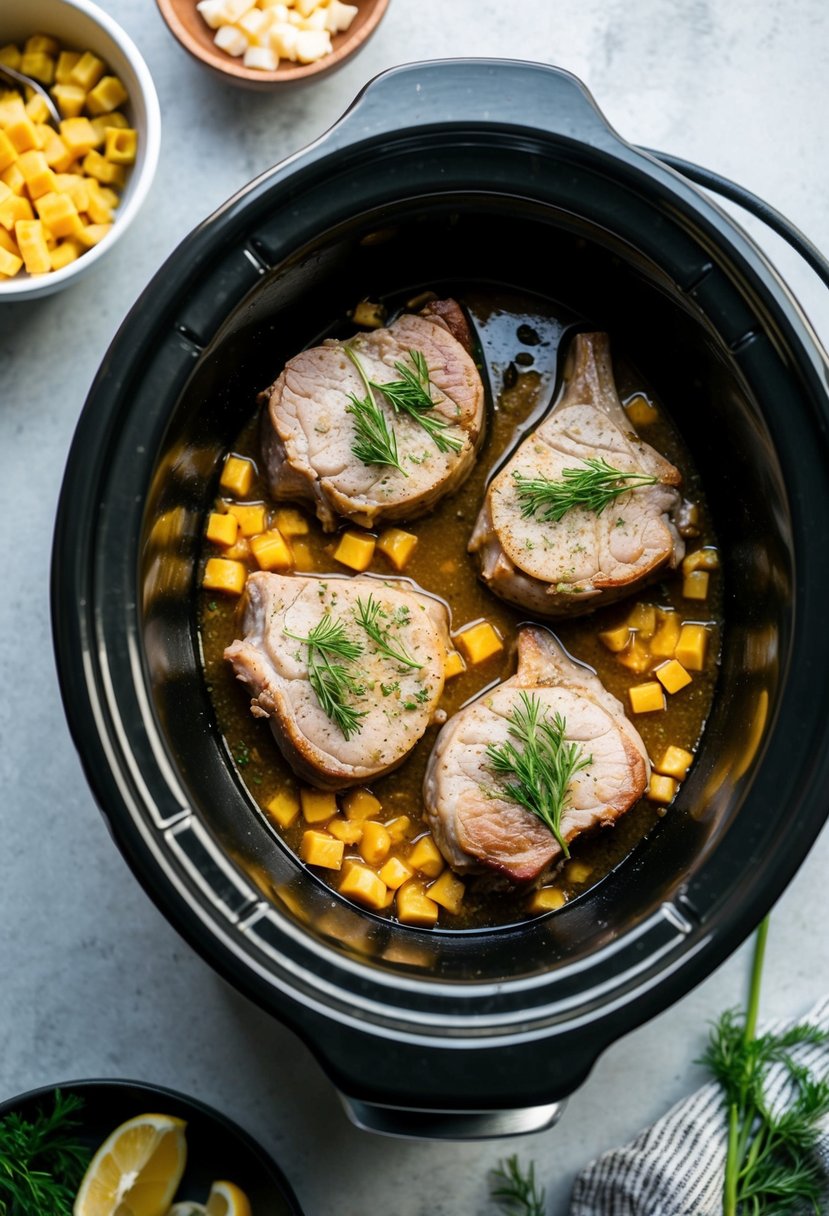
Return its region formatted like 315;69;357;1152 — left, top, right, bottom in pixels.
206;1181;252;1216
73;1113;187;1216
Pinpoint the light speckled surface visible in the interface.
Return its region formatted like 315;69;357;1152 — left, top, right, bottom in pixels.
1;2;828;1213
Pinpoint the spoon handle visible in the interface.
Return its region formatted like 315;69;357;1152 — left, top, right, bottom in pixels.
0;62;61;127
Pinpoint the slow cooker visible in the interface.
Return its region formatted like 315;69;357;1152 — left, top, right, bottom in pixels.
52;60;829;1138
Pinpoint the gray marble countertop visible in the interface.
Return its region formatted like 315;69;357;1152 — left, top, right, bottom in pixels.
1;2;828;1213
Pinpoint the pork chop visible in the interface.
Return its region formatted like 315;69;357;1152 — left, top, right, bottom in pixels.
423;627;649;883
469;332;684;615
224;572;450;790
261;300;485;531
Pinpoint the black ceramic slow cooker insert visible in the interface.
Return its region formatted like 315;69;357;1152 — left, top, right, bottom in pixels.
52;60;829;1139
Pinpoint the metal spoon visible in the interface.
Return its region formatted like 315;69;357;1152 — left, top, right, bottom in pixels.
0;63;61;126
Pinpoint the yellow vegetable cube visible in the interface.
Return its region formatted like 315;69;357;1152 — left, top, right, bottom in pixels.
0;226;20;255
339;863;387;908
300;788;337;824
14;219;50;273
628;681;666;714
616;638;651;674
16;149;55;197
565;860;593;885
85;179;114;225
683;570;710;601
0;45;22;70
384;815;413;843
0;131;18;174
86;76;129;116
427;869;465;915
202;556;247;595
81;149;126;187
376;527;418;571
90;112;128;146
205;511;239;547
25;34;60;56
1;163;26;196
0;94;26;127
528;887;566;914
624;394;657;427
627;602;657;639
250;528;292;571
104;127;137;165
55;50;81;84
682;547;720;575
655;659;692;695
274;507;309;537
407;834;444;878
227;501;267;536
351;300;386;327
650;610;681;658
444;649;466;679
96;184;120;209
328;816;363;845
378;856;414;890
396;881;439;927
5;117;40;154
300;829;343;870
0;244;22;276
656;745;694;781
333;530;376;572
647;773;678;805
60;117;99;159
265;789;300;829
69;51;106;92
52;84;87;119
359;821;391;866
599;624;631;653
0;193;33;230
20;52;55;86
25;94;49;124
34;191;82;238
76;222;113;248
342;788;381;821
675;623;708;672
219;454;254;497
455;620;503;665
38;127;74;172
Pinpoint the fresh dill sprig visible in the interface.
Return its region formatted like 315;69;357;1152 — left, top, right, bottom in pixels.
344;345;407;475
286;613;367;740
513;457;660;523
486;693;590;859
354;594;421;670
490;1155;546;1216
374;349;463;454
0;1089;90;1216
700;916;829;1215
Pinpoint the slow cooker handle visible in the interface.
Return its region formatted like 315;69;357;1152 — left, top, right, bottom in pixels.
323;58;622;153
340;1095;567;1141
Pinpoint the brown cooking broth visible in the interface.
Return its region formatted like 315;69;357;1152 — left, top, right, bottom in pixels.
198;290;721;930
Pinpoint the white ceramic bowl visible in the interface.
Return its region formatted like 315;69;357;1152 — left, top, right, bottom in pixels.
0;0;160;300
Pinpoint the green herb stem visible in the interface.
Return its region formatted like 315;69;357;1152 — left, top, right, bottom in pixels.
490;1155;546;1216
0;1090;90;1216
513;457;660;523
354;594;421;669
286;613;367;741
345;345;407;475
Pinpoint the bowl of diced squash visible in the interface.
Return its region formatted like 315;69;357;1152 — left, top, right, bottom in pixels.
0;0;160;298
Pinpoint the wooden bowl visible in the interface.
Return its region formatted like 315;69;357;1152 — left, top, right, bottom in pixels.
155;0;390;89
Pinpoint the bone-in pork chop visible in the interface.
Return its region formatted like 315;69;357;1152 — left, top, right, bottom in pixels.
224;572;450;790
423;627;649;883
469;332;684;615
261;300;485;531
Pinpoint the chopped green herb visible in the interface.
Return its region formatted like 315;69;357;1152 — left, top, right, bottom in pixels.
513;457;660;523
354;594;421;669
490;1155;546;1216
286;613;367;740
0;1089;90;1216
344;346;406;475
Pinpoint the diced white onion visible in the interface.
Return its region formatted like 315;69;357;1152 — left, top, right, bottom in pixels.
243;44;278;69
214;24;249;55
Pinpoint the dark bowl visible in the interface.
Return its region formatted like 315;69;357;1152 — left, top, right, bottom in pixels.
0;1079;303;1212
52;60;829;1139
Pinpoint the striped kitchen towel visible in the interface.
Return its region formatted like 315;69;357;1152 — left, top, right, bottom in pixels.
570;995;829;1216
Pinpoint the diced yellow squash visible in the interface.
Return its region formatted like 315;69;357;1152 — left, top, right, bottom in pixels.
528;887;566;914
352;299;386;328
407;834;444;878
300;788;337;824
104;127;137;165
274;507;309;537
627;602;657;639
69;51;106;92
0;226;20;255
34;191;82;238
333;530;376;572
565;860;593;884
675;623;708;672
0;45;22;70
5;117;40;154
14;218;50;273
20;51;55;85
206;511;238;547
683;570;710;601
444;649;466;679
219;454;254;497
54;173;89;211
682;547;720;575
384;815;413;843
616;638;651;674
599;624;631;653
647;773;678;805
376;527;418;571
339;862;387;908
16;149;55;197
202;556;247;595
0;244;22;276
85;179;112;223
76;222;113;248
378;856;413;890
250;528;292;571
0;192;33;229
0;94;26;126
328;815;363;844
655;658;692;695
96;184;120;209
289;539;315;572
86;75;129;116
0;131;18;173
52;84;87;119
342;787;381;821
656;745;694;780
1;162;26;196
25;34;60;56
427;869;465;915
650;610;681;658
265;788;300;829
300;829;343;870
25;94;49;124
455;620;503;665
359;820;391;866
396;880;439;927
37;127;74;172
628;681;666;714
90;111;128;146
55;50;81;84
226;500;267;536
624;394;658;427
81;148;126;187
60;117;99;159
